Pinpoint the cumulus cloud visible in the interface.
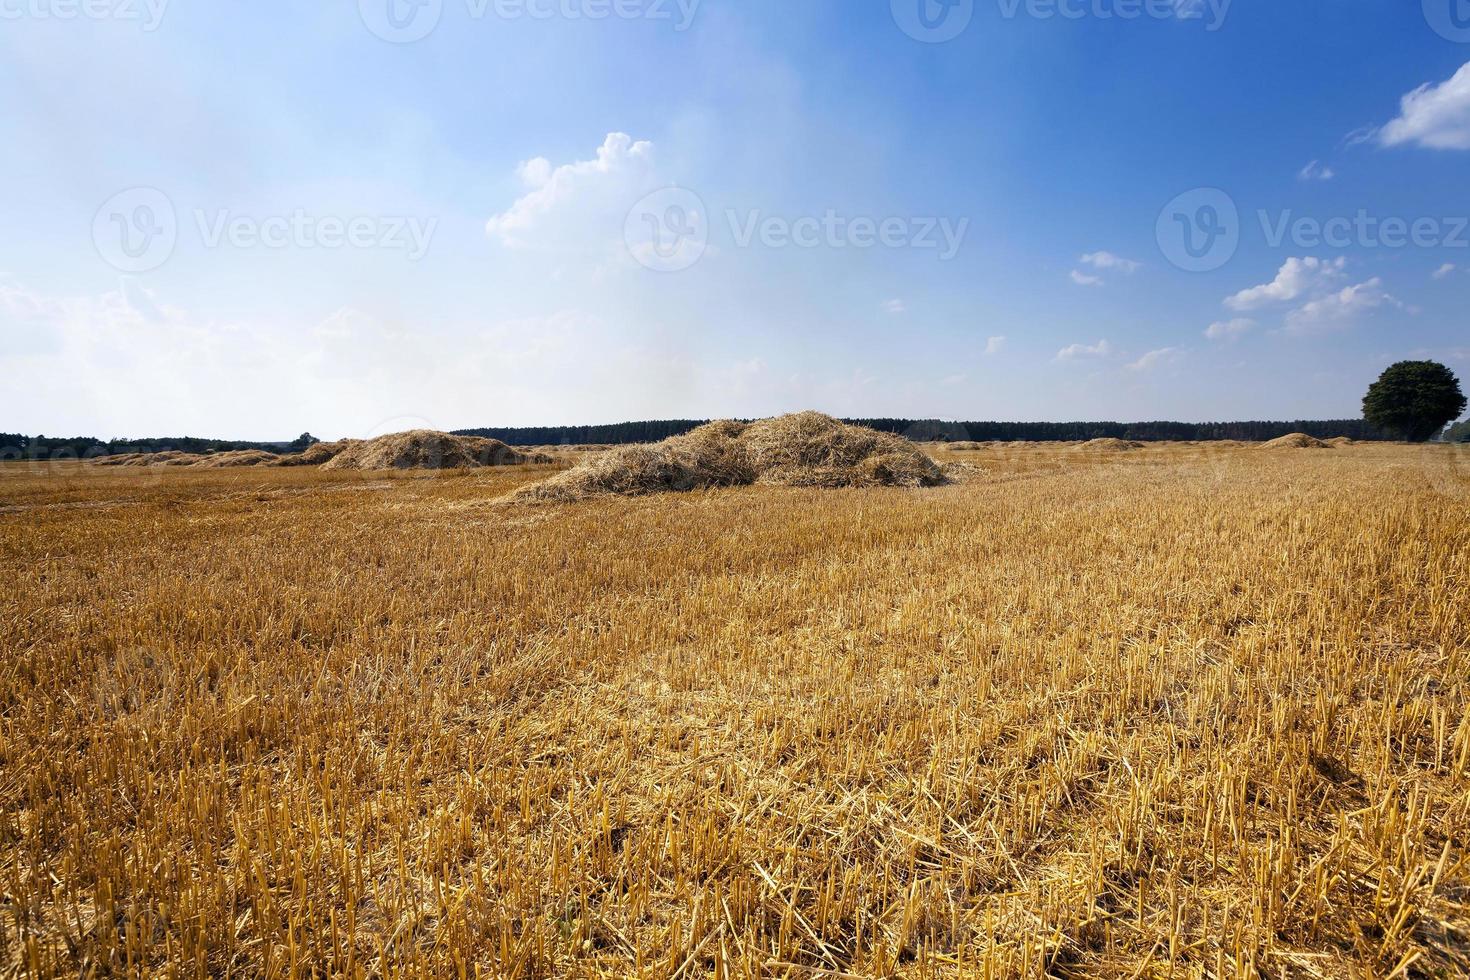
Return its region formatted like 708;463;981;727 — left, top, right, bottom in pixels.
984;335;1006;355
1127;347;1181;372
1056;339;1113;360
1225;257;1345;310
1378;61;1470;151
1070;270;1104;287
1297;160;1335;181
1284;278;1405;332
1433;262;1458;280
1080;251;1141;274
485;132;657;248
1204;317;1255;341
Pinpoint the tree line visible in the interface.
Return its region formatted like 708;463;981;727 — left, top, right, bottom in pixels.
457;418;1397;446
0;433;317;461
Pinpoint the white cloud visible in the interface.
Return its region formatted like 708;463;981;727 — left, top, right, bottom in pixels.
1204;317;1255;341
485;132;657;248
1080;251;1141;274
1378;61;1470;151
1285;277;1405;332
1225;257;1345;310
1056;339;1113;360
984;335;1006;356
1127;347;1182;372
1070;270;1104;287
1433;262;1458;280
1297;160;1335;181
881;298;906;314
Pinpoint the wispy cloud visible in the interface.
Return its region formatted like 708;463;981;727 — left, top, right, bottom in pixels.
1127;347;1182;372
1204;317;1255;342
1070;269;1104;287
1056;339;1113;360
1080;251;1141;274
1297;160;1335;181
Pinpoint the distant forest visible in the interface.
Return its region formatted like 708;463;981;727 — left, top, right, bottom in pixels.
1;419;1401;460
0;433;313;461
455;418;1396;446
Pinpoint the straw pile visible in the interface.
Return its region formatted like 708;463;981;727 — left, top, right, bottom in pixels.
1260;433;1332;450
516;412;944;502
191;450;280;468
274;440;360;467
1325;436;1357;447
93;451;204;467
1076;438;1145;452
321;430;549;471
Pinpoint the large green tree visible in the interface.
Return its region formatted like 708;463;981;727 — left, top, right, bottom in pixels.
1362;361;1467;442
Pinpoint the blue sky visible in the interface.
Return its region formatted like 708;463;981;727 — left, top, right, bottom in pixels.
2;0;1468;438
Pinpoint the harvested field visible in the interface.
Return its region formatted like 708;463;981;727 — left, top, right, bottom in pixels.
517;412;944;501
2;442;1469;978
321;430;550;471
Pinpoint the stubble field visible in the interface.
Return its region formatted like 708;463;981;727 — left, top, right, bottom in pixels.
1;442;1468;978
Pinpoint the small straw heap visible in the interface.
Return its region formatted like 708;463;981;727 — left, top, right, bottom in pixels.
1260;433;1332;450
321;430;549;471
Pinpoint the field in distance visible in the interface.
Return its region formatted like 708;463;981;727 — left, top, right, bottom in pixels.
2;441;1468;977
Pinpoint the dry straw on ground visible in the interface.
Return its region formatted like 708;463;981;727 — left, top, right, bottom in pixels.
4;441;1469;977
516;411;945;501
321;430;550;471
